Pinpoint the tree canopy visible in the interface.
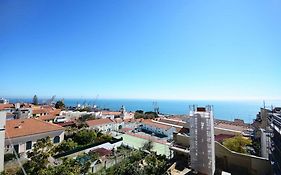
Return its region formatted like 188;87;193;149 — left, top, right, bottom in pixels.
95;150;169;175
73;129;97;145
141;140;154;152
55;100;65;109
33;95;38;105
54;139;78;154
223;135;252;154
134;111;158;119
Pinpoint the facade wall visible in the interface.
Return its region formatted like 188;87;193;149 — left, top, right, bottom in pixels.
260;108;269;129
101;115;114;120
260;129;269;158
215;142;272;175
141;124;175;138
174;133;190;147
5;130;64;154
89;123;116;132
124;122;138;129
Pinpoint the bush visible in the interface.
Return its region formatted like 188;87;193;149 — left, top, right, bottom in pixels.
4;153;16;162
55;139;78;154
223;135;252;154
73;129;97;145
134;111;158;119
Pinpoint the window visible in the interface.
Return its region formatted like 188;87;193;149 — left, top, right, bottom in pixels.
26;141;32;150
53;136;60;143
13;144;19;154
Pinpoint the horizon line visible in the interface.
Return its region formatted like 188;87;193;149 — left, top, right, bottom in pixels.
2;95;281;102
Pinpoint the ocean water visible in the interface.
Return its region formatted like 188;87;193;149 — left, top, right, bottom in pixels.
8;98;281;123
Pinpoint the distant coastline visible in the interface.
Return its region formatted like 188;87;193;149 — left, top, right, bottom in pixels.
6;98;281;123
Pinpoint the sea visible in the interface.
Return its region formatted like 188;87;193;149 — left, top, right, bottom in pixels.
7;98;281;123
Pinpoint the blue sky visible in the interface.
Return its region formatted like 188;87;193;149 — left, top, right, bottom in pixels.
0;0;280;100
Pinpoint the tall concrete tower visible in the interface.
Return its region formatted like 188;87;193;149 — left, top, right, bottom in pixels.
0;111;6;172
189;105;215;175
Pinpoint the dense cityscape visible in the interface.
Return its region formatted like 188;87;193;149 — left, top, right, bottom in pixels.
0;96;280;175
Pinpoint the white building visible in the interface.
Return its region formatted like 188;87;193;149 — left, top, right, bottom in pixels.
86;118;117;132
5;118;64;156
189;106;215;175
60;110;100;121
140;119;178;139
0;98;9;104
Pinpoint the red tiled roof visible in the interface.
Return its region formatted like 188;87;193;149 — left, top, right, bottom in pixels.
86;118;114;127
20;103;33;108
38;114;56;121
101;111;121;116
120;128;133;133
178;127;189;134
49;108;61;116
32;106;61;116
142;120;172;130
123;118;143;123
5;118;64;139
215;123;249;132
0;104;14;110
56;121;76;127
215;134;235;142
32;108;49;114
91;148;112;157
114;118;123;123
158;118;186;127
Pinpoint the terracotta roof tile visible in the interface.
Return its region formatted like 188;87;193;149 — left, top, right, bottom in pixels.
91;148;112;157
142;120;172;130
215;134;235;142
38;114;56;121
86;118;114;127
158;118;186;127
114;118;123;123
178;127;189;134
56;121;76;127
5;118;64;139
101;111;121;116
32;108;49;114
0;104;14;110
215;123;249;132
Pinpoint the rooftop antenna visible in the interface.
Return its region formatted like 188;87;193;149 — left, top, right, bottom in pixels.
153;101;159;114
263;100;266;109
46;95;56;105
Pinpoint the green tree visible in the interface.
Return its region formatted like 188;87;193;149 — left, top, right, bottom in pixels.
78;106;92;112
143;153;168;175
73;129;97;145
223;135;252;154
33;95;38;105
54;139;78;154
144;111;158;119
52;158;81;175
55;100;65;109
135;110;144;114
141;140;153;152
18;137;54;175
79;114;95;122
